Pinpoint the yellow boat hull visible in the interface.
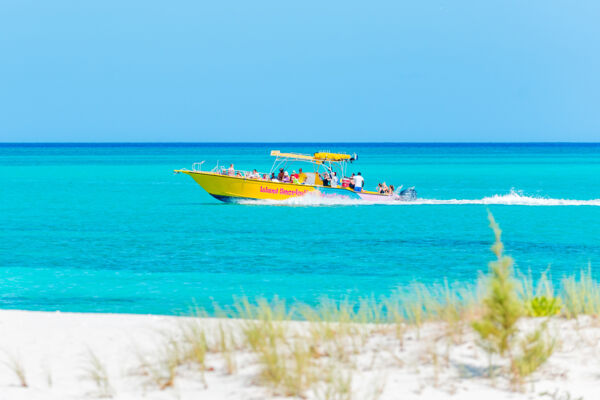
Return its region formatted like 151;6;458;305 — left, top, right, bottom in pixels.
176;170;322;202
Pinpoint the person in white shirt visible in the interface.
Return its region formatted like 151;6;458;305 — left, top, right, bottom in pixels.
228;164;235;176
353;172;364;192
249;169;260;179
331;172;339;188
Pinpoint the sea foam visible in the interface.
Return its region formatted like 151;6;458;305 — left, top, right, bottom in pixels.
238;190;600;207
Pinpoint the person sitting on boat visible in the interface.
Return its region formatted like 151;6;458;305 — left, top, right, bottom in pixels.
262;173;269;180
249;169;260;179
331;172;339;187
353;172;364;192
389;185;395;195
349;173;356;189
322;172;330;187
291;170;299;181
282;171;291;183
381;182;389;193
297;168;307;184
270;172;278;182
377;183;383;193
228;164;235;176
277;168;285;181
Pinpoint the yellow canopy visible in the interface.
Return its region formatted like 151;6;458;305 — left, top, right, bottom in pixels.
313;152;352;161
270;150;352;163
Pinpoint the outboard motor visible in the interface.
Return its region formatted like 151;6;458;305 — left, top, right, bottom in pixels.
398;187;417;201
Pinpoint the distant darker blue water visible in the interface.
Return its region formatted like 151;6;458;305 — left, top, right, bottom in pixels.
1;143;600;314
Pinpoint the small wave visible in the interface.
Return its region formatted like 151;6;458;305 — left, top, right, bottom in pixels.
237;190;600;207
411;192;600;206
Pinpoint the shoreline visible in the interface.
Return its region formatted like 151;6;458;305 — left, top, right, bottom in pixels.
0;309;596;399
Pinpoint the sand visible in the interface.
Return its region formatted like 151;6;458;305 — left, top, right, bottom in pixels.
0;309;597;399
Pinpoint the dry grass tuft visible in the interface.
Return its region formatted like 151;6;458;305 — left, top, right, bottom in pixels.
3;352;28;388
82;349;113;397
561;267;600;318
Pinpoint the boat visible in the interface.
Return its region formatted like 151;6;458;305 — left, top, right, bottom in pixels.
174;150;417;203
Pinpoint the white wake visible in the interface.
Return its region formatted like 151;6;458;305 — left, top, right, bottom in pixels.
237;190;600;207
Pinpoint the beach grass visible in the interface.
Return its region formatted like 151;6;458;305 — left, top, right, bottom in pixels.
82;349;113;397
130;213;600;398
2;352;28;388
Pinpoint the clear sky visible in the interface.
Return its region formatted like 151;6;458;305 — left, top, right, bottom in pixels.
1;1;599;142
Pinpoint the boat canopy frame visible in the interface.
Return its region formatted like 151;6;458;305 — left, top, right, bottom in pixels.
268;150;356;177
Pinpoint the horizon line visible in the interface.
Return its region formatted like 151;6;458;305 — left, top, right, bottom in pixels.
3;141;600;145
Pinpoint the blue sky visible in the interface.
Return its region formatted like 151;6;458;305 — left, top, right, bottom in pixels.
1;1;599;142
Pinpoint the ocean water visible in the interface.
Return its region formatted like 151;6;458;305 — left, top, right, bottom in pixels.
1;143;600;315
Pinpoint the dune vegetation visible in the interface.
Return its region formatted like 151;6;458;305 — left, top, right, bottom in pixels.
132;212;599;399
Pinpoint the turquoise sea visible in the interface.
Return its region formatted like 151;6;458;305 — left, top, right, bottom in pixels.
1;143;600;315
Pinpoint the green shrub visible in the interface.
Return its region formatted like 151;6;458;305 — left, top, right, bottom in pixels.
472;212;523;358
511;322;556;384
526;296;562;317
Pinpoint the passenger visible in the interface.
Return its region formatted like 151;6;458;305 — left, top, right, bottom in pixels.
389;185;395;195
291;170;299;180
228;164;235;176
297;168;307;184
377;183;383;193
381;182;389;193
331;172;339;188
249;169;260;179
349;173;356;189
283;171;291;183
236;171;243;177
277;168;285;181
262;173;269;180
353;172;364;192
322;172;330;187
270;172;278;182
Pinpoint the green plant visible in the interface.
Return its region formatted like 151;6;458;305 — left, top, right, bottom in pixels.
472;212;523;361
527;296;562;317
511;322;556;384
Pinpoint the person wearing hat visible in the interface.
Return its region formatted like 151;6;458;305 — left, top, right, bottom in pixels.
283;171;291;183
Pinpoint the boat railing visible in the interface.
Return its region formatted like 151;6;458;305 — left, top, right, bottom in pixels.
192;161;206;171
189;163;333;185
216;166;270;179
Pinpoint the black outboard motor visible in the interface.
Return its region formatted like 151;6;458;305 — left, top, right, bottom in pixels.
398;187;417;201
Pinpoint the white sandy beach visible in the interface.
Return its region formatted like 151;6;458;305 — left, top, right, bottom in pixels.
0;310;597;400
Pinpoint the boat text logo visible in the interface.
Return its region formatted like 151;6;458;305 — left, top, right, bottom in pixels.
260;186;308;197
